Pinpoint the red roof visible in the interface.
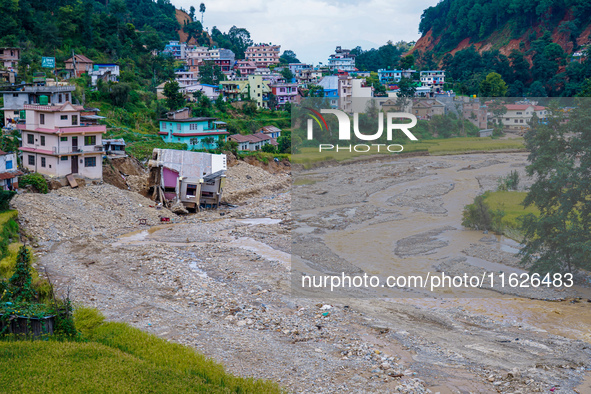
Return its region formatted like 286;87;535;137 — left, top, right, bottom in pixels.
0;171;22;180
505;104;545;111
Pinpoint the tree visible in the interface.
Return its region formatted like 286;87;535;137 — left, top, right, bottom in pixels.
199;3;206;25
399;55;414;70
479;72;508;97
110;83;132;107
280;50;299;64
199;61;226;85
163;80;186;110
280;67;294;81
519;101;591;273
268;93;277;110
527;81;547;97
189;6;195;20
397;77;416;98
184;21;203;43
261;143;276;153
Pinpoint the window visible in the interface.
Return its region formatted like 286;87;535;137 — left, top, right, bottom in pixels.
61;115;68;120
40;114;45;124
40;136;45;146
72;115;78;125
6;160;12;169
84;157;96;167
61;156;68;161
27;134;34;144
13;111;18;115
186;184;197;197
84;135;96;146
12;93;18;98
41;157;46;167
177;123;181;131
60;136;67;142
28;155;35;165
58;94;62;103
65;93;69;102
516;112;522;115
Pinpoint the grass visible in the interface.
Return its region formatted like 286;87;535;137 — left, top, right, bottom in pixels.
293;137;525;167
483;191;539;229
0;307;282;393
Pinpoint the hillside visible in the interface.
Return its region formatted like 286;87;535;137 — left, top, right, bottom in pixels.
413;0;591;96
416;0;591;57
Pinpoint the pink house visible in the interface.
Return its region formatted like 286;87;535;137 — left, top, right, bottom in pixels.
18;103;105;180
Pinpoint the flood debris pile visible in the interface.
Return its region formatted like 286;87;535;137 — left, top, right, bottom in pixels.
13;183;178;242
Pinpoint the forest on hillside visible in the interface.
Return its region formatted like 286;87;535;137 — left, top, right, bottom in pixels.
419;0;591;53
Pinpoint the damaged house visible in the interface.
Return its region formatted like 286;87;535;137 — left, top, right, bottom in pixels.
148;149;226;211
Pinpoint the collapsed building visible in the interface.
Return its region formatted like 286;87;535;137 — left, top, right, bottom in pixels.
148;149;226;211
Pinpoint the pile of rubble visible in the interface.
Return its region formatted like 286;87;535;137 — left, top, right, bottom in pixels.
13;183;178;242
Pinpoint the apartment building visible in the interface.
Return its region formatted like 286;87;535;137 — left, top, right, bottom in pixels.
18;102;105;179
245;44;281;67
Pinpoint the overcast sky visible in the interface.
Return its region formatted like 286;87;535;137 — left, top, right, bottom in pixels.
170;0;439;64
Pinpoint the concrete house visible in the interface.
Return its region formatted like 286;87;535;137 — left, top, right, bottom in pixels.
158;108;229;150
0;47;20;70
500;104;547;131
18;102;105;180
228;132;276;151
0;151;22;190
89;64;120;86
269;82;297;107
1;83;76;125
328;46;356;72
245;44;281;67
257;125;281;139
411;98;446;119
65;54;94;77
420;70;445;94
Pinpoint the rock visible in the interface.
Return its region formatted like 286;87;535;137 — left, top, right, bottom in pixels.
171;202;189;215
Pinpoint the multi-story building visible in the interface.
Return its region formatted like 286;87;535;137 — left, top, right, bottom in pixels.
65;54;94;78
245;44;281;67
0;151;22;190
318;76;339;108
89;64;120;86
163;41;189;60
0;83;76;125
158;108;228;150
420;70;445;93
411;98;446;120
18;102;105;179
269;82;298;107
175;70;199;86
377;69;416;84
499;103;547;131
219;80;249;101
462;99;488;129
248;75;271;109
328;46;356;72
185;84;220;100
295;68;322;87
338;74;353;113
0;47;20;70
234;60;257;76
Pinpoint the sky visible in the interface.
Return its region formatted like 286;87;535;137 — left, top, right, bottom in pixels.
170;0;440;64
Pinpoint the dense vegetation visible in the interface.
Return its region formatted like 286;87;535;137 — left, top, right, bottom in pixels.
419;0;591;52
415;0;591;97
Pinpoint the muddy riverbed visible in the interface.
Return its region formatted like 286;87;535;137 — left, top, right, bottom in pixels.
13;154;591;393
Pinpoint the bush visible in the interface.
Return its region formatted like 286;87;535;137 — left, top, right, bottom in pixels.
0;190;16;211
497;170;520;191
462;192;505;233
19;173;48;194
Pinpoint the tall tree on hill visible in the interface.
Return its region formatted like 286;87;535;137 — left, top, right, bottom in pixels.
479;72;508;97
189;6;195;21
199;3;206;25
163;80;186;110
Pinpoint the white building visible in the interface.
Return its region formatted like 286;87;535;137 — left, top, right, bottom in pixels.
18;102;105;179
89;64;120;86
0;151;22;190
328;46;356;72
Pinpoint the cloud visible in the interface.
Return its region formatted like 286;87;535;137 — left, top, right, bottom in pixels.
172;0;438;64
